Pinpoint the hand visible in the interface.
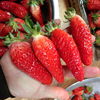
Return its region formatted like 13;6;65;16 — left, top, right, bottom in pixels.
0;19;100;100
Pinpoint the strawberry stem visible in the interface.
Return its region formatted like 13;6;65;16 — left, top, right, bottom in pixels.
64;7;76;21
92;13;100;21
45;20;59;36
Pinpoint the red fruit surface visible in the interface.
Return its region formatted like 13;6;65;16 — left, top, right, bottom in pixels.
0;46;8;56
0;1;27;19
32;35;64;83
84;86;93;94
71;15;93;66
86;0;100;10
87;14;96;29
30;5;44;27
20;0;29;10
0;9;11;22
51;28;84;81
72;95;83;100
94;93;100;100
73;86;84;96
10;41;52;85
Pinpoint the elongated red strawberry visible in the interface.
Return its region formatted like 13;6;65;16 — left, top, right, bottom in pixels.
45;21;84;81
72;95;83;100
29;0;44;26
87;13;96;29
0;9;11;22
84;0;100;10
0;46;8;56
92;12;100;28
22;22;64;83
3;33;52;85
20;0;29;10
73;86;84;96
0;23;5;33
65;8;93;66
0;1;28;19
94;93;100;100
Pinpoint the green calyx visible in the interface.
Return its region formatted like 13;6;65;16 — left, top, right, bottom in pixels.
2;32;25;46
83;0;88;6
6;17;20;33
64;7;76;21
28;0;44;6
45;20;60;36
95;34;100;45
22;21;45;39
92;13;100;21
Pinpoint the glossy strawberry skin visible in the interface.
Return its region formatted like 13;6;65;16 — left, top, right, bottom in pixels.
0;1;27;19
30;5;44;27
86;0;100;10
0;9;11;22
10;41;52;85
32;35;64;83
72;95;83;100
51;28;84;81
0;46;8;56
71;15;93;66
20;0;29;10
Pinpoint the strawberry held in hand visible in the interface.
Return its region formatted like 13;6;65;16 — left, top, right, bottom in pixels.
3;33;52;85
65;8;93;66
22;22;64;83
45;21;84;81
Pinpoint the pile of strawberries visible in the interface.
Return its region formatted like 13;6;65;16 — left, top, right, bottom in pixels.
84;0;100;46
69;85;100;100
0;0;93;85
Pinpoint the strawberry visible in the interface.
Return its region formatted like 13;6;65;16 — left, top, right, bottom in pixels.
29;0;44;26
0;24;12;36
3;33;52;85
0;23;5;33
89;96;95;100
92;12;100;28
65;8;93;66
0;46;8;56
45;21;84;81
0;39;5;47
87;13;96;29
73;86;84;96
94;93;100;100
0;17;25;36
22;22;64;83
84;0;100;10
72;95;83;100
0;1;28;19
84;86;93;94
95;30;100;46
0;9;11;23
20;0;29;10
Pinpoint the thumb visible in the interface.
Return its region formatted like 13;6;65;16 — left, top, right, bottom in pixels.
42;86;69;100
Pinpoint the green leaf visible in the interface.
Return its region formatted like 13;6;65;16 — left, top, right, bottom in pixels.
25;17;34;29
21;23;31;34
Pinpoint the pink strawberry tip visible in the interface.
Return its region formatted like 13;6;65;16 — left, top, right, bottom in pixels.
2;32;25;46
6;17;21;33
64;7;76;21
28;0;44;6
45;20;60;36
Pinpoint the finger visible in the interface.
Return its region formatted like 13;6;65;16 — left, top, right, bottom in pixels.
41;19;61;32
84;66;100;78
63;65;100;78
41;86;69;100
